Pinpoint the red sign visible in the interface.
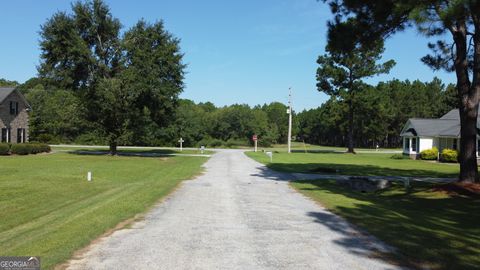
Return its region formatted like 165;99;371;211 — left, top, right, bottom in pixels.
252;134;258;141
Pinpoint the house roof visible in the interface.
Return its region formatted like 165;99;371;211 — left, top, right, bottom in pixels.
0;87;31;109
401;109;479;138
401;119;460;137
0;87;15;104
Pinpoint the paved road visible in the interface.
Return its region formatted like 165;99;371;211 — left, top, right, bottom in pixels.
67;150;401;270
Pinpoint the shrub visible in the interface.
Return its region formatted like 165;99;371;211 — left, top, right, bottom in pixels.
420;147;438;160
38;143;51;153
257;138;273;147
0;143;10;155
390;154;407;160
10;143;51;155
74;131;106;145
11;144;31;155
225;138;249;148
441;148;458;163
35;133;65;144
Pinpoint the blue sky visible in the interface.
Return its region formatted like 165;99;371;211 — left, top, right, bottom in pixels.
0;0;456;111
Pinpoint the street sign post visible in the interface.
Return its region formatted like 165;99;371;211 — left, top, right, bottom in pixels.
178;137;184;152
252;134;258;152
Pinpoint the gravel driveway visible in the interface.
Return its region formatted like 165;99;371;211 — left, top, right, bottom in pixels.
67;150;401;270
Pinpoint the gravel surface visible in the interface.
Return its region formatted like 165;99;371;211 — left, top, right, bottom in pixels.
67;150;402;270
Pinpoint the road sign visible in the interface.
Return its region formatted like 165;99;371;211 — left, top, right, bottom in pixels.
252;134;258;152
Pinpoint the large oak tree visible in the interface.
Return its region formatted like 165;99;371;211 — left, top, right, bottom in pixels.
38;0;184;154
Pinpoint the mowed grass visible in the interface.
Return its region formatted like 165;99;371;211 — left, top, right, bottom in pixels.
0;152;208;269
259;142;401;153
291;180;480;269
246;151;459;178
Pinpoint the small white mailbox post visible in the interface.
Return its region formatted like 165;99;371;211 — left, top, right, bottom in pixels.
266;151;273;162
178;137;184;152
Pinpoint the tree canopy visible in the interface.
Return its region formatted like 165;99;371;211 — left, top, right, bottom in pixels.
322;0;480;182
317;40;395;152
37;0;184;154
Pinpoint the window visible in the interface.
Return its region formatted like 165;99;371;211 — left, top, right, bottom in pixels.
412;138;417;152
17;128;25;143
1;128;6;143
404;138;410;151
1;128;11;143
453;138;458;150
9;101;19;115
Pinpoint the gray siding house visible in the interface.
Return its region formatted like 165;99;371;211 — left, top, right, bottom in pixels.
0;87;31;143
400;109;480;159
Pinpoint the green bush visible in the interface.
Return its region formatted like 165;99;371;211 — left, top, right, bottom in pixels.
420;147;439;160
10;143;51;155
197;138;223;148
0;143;10;155
390;153;407;160
441;148;458;163
74;131;106;145
38;143;51;153
35;134;63;144
11;144;31;155
225;138;249;148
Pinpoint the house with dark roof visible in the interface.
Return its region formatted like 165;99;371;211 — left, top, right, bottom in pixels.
400;109;479;159
0;87;31;143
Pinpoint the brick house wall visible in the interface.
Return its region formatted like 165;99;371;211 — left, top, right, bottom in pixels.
0;90;29;143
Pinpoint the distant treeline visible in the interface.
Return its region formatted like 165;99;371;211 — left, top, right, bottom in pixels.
1;77;455;148
298;78;457;148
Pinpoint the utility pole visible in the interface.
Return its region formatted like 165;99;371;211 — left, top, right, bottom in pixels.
287;88;292;154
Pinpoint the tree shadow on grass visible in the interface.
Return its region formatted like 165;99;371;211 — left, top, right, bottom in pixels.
68;149;179;157
297;180;480;270
267;162;457;178
291;149;344;154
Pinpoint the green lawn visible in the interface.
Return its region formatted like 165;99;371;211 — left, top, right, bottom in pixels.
0;152;208;269
258;142;401;153
246;151;459;178
291;180;480;270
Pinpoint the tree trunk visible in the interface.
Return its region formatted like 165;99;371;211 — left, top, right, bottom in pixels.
451;20;479;182
459;106;478;182
347;99;355;153
109;140;117;156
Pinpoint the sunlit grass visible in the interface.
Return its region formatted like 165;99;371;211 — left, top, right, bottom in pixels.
0;152;208;269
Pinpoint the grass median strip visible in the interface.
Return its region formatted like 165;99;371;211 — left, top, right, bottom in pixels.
0;152;208;269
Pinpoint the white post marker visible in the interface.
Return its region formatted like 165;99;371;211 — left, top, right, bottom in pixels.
252;134;258;152
266;151;273;162
200;145;205;154
287;88;293;154
178;137;184;152
87;171;92;181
